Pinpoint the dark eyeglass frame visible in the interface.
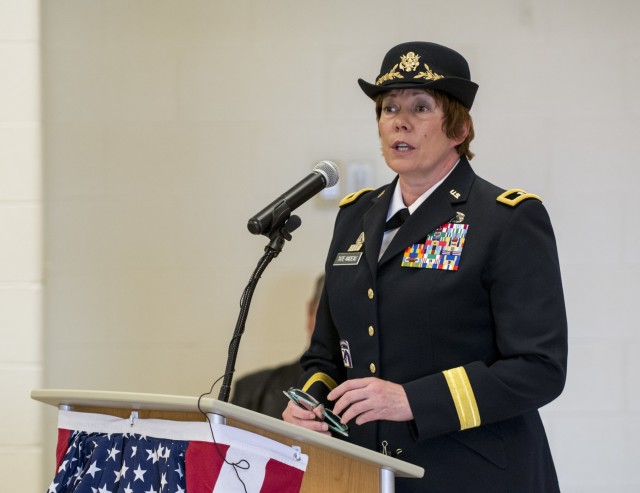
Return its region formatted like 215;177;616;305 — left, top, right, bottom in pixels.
283;387;349;437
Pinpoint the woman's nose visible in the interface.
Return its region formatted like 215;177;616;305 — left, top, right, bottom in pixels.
394;114;411;131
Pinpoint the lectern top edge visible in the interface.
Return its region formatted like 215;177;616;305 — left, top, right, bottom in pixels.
32;388;424;480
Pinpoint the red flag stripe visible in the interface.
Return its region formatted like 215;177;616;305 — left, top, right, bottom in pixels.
55;429;71;471
185;440;230;493
260;458;305;493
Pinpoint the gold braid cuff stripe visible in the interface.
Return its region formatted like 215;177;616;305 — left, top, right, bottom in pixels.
302;372;338;393
443;366;481;430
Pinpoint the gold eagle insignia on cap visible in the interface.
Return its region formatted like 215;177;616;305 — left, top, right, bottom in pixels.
496;189;542;207
339;188;375;207
399;52;421;72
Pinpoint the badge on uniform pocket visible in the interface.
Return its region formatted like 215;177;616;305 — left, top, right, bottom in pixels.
402;223;469;271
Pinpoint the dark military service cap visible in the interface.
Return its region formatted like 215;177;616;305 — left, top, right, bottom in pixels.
358;41;479;109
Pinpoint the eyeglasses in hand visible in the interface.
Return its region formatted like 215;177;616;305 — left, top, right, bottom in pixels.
283;387;349;437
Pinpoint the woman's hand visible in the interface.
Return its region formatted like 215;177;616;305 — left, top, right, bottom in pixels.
282;400;332;436
328;377;414;426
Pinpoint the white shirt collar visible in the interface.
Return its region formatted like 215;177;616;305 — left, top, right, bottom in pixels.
385;159;459;221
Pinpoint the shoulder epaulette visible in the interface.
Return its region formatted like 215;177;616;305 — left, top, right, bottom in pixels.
339;188;375;207
496;189;542;207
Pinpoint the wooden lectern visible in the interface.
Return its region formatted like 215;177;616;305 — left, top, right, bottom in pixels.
32;389;423;493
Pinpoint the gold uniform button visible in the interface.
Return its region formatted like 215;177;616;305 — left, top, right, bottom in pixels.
368;326;375;336
367;288;374;299
370;363;376;374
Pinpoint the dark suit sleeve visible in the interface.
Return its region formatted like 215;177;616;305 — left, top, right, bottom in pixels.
231;374;261;411
405;199;568;440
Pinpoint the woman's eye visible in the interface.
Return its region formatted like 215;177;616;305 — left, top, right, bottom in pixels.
382;105;397;113
415;105;429;113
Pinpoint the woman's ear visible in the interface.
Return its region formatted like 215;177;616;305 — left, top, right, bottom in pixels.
453;122;469;146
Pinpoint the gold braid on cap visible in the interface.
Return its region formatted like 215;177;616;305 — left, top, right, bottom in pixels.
414;63;444;81
376;63;404;85
376;54;444;86
376;52;422;86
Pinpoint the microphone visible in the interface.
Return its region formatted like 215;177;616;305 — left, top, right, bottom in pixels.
247;160;339;235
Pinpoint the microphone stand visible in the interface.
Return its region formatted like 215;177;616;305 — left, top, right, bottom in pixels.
217;213;301;402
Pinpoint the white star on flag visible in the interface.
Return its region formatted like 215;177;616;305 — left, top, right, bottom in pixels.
114;461;129;482
107;445;121;461
146;448;159;463
86;460;102;478
160;472;168;491
133;463;147;482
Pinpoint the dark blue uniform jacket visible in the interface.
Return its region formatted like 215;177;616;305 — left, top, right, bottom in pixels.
300;158;567;493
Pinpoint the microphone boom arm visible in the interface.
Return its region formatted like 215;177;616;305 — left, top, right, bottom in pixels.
217;216;301;402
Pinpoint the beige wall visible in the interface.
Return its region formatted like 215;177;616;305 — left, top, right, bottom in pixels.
0;0;42;491
14;0;640;491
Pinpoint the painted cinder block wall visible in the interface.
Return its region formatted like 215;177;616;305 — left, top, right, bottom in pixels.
1;1;635;491
0;1;42;491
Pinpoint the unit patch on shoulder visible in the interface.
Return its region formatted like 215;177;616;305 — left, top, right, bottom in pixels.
496;189;542;207
339;188;375;207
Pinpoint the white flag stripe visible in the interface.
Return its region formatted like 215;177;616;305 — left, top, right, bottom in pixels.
212;445;270;493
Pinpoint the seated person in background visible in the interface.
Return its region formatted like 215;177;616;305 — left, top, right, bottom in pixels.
231;274;324;419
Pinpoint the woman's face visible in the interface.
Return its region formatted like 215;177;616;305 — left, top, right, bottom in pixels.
378;89;463;184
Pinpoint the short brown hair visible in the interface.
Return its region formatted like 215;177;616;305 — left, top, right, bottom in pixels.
375;89;475;160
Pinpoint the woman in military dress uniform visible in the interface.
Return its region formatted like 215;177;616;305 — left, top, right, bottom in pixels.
283;41;567;493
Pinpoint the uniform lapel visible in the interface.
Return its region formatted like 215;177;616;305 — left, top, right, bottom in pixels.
363;182;394;277
378;159;476;267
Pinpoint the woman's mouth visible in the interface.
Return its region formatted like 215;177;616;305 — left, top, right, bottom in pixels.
393;141;414;152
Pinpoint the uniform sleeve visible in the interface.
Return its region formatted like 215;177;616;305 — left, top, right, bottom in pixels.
299;282;348;404
405;199;568;440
